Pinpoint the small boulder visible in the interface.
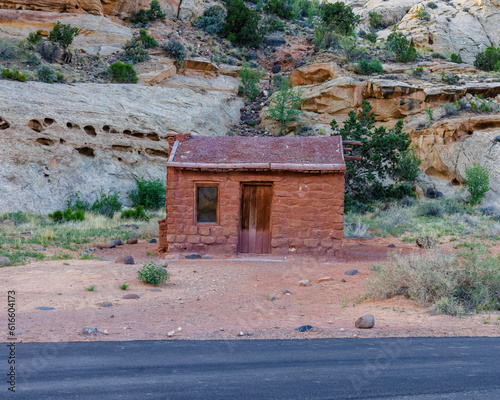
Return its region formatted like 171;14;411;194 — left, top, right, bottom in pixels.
123;255;134;265
344;269;358;276
36;247;47;251
122;294;140;299
494;135;500;143
317;276;332;283
0;257;11;267
167;330;175;337
283;289;292;295
272;64;281;73
299;279;311;287
127;238;138;245
388;244;397;248
82;326;97;335
295;325;314;332
108;240;123;248
96;245;103;250
149;239;157;243
98;302;113;308
355;314;375;329
185;254;202;259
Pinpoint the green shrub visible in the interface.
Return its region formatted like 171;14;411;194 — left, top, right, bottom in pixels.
431;52;446;59
223;0;261;47
90;189;122;218
266;77;303;136
366;248;500;315
264;0;293;19
412;66;424;77
121;205;149;221
425;106;433;121
162;40;186;69
474;46;500;72
119;282;129;290
137;261;170;286
131;0;166;24
129;178;166;210
123;39;149;64
427;2;438;9
108;62;138;83
0;211;29;226
340;36;365;62
321;2;359;35
238;64;263;100
369;11;384;30
330;100;420;204
365;33;377;44
416;7;430;21
313;26;340;51
450;53;463;64
0;39;17;60
386;32;418;63
195;5;226;35
417;201;443;217
442;198;468;215
27;30;43;46
37;65;63;83
291;0;320;21
48;22;79;49
262;15;285;32
37;41;60;63
48;207;85;223
464;163;491;206
355;58;383;75
139;29;158;48
1;68;26;82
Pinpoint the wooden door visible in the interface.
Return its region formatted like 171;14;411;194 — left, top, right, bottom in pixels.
239;184;272;254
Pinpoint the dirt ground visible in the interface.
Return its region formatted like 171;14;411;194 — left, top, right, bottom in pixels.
2;237;499;343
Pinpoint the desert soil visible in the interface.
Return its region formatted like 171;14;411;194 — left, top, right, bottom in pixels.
2;237;499;343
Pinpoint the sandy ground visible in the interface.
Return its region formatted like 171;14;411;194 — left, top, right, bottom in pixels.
2;237;499;343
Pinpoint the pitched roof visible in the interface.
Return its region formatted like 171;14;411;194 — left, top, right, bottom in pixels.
167;136;345;172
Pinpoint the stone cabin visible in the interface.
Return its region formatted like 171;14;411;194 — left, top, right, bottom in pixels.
158;134;347;258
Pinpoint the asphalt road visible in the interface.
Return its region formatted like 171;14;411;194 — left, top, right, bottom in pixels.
2;337;500;399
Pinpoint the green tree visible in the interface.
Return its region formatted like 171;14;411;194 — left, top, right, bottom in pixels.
266;78;303;136
48;21;79;62
464;163;490;206
386;32;418;63
129;178;166;210
238;64;263;100
330;100;420;204
321;2;360;36
223;0;261;47
474;46;500;72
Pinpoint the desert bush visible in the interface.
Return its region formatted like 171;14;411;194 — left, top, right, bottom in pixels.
369;11;384;30
416;7;431;21
464;163;491;206
262;15;285;33
108;62;138;83
291;0;320;21
266;77;303;136
195;5;226;35
474;46;500;72
48;21;79;62
137;261;170;286
90;189;122;218
355;58;383;75
129;178;166;210
365;33;377;44
0;211;29;226
66;192;90;212
123;39;149;64
37;65;63;83
37;41;61;63
131;0;166;24
386;32;418;63
375;206;414;236
366;248;500;314
162;40;186;69
48;208;85;223
427;2;438;9
450;53;462;63
344;217;371;238
442;198;468;215
1;67;26;82
340;36;365;62
224;0;261;47
417;201;443;217
238;64;263;100
27;30;43;47
431;52;446;59
121;205;149;221
412;66;424;77
263;34;287;47
264;0;293;19
0;39;18;60
313;27;340;51
401;196;415;208
321;2;359;36
139;29;158;48
330;100;420;204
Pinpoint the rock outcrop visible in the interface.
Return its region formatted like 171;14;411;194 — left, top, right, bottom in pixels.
0;76;243;213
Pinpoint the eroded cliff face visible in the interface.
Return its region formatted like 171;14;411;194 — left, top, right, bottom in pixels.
0;76;243;213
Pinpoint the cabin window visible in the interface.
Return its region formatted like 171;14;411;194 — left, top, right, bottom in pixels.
196;185;218;223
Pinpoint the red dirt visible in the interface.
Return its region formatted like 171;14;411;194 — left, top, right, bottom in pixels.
2;237;499;343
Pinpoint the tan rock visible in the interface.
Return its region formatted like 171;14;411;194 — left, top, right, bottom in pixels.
289;62;343;87
138;60;176;86
180;57;221;78
317;276;333;283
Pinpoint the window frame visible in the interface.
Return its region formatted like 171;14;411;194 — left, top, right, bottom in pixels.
194;182;220;225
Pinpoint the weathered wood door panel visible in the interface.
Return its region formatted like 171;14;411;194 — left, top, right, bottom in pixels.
239;184;272;254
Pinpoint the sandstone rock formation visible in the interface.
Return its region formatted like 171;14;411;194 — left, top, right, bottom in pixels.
289;62;343;87
0;76;243;213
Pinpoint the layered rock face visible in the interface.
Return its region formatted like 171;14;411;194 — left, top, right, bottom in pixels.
0;76;243;213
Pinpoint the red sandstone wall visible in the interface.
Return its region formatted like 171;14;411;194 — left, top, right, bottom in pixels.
159;170;345;258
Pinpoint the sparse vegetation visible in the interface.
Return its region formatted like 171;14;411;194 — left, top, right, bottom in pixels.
450;53;463;64
90;190;122;219
131;0;166;25
369;11;384;30
386;32;418;63
129;178;166;210
121;206;149;221
85;285;96;291
119;282;129;290
48;21;79;63
355;58;383;75
108;62;138;83
321;2;360;36
137;261;170;286
266;77;304;136
37;65;64;83
123;39;149;64
238;64;263;100
474;45;500;72
264;0;293;19
224;0;262;47
195;5;226;35
464;163;491;206
1;67;27;82
138;29;158;49
162;40;187;69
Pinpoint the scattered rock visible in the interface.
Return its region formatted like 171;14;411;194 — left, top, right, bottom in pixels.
355;314;375;329
123;255;135;265
104;330;109;335
494;135;500;143
122;294;140;299
341;279;346;282
344;269;358;276
426;187;443;199
149;239;157;243
34;306;55;310
237;331;245;336
186;254;202;259
0;257;11;267
108;240;123;248
271;64;281;74
167;330;175;337
220;327;224;331
126;238;138;245
82;326;97;335
388;244;397;248
295;325;314;332
299;279;311;287
98;302;113;308
283;289;292;295
96;245;102;250
416;236;436;249
317;276;332;283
